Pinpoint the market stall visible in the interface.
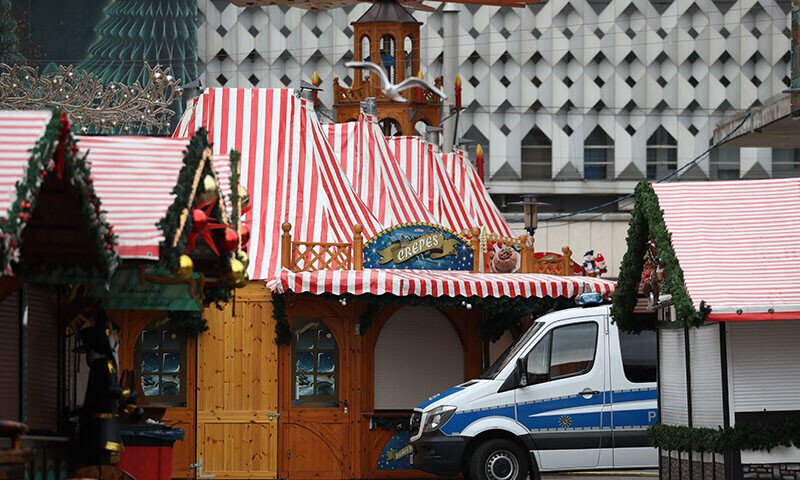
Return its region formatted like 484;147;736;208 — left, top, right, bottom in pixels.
611;178;800;480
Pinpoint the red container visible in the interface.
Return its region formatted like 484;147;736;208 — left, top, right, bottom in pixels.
117;445;174;480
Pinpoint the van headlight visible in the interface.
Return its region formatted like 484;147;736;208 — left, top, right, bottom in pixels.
423;405;457;433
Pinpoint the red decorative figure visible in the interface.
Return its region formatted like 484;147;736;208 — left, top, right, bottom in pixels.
455;75;462;110
312;71;320;105
416;70;424;103
476;144;484;183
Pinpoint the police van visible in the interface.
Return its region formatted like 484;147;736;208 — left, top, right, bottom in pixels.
409;295;658;480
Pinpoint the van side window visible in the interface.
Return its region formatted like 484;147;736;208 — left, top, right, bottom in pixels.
525;322;598;385
618;330;657;383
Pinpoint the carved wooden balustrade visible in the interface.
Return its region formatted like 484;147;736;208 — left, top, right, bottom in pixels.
280;223;574;276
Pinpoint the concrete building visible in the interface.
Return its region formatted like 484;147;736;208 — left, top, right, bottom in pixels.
196;0;794;276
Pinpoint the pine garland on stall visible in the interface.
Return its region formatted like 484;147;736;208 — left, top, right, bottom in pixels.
611;181;711;333
648;419;800;453
0;110;118;279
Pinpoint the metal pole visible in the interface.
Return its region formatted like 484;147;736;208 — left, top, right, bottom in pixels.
441;3;459;153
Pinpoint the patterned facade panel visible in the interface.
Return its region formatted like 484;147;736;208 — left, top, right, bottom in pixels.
199;0;791;182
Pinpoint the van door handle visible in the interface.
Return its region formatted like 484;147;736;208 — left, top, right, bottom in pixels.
578;388;601;397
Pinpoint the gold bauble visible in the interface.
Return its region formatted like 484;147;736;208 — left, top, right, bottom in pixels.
236;250;250;269
173;255;194;279
238;185;250;211
235;272;249;288
197;175;218;203
226;258;245;284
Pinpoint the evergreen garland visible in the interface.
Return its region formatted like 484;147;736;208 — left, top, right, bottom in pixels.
272;293;291;345
611;181;711;333
1;111;118;280
648;419;800;453
167;310;208;337
373;416;410;431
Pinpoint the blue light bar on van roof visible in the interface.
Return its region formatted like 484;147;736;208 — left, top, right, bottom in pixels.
575;293;603;306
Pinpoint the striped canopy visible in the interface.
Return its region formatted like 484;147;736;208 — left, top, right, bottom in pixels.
76;135;231;260
175;88;382;281
0;111;52;215
276;268;616;299
441;149;513;237
653;179;800;320
385;136;477;233
324;114;436;226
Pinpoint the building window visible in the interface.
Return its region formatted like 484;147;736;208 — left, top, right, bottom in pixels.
292;318;338;406
521;126;552;179
584;126;614;180
646;126;677;180
772;148;800;178
619;330;657;383
135;318;187;407
710;147;740;180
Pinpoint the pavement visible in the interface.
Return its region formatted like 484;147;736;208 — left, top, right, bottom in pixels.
542;471;658;479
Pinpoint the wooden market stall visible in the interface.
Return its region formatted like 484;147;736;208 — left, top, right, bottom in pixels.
173;87;616;480
611;179;800;480
0;110;120;478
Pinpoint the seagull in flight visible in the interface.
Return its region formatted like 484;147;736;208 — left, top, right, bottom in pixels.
345;61;448;103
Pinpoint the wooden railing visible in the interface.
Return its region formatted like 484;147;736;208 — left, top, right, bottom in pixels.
281;223;573;276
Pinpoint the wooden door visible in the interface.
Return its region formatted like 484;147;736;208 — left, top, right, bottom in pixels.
280;304;353;480
197;284;279;479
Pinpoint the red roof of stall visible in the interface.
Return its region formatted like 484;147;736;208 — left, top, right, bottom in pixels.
276;268;616;298
0;111;53;213
174;88;382;281
652;178;800;321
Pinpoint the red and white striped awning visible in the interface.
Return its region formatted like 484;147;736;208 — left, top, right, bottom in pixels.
276;268;616;298
175;88;382;281
0;111;52;214
77;135;232;259
441;149;513;237
386;136;477;233
325;115;436;226
652;178;800;320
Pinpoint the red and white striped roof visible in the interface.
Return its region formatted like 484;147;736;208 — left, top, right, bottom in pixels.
441;149;513;237
77;135;231;259
652;178;800;320
324;115;436;226
174;88;382;281
0;111;53;214
276;268;616;298
385;136;477;233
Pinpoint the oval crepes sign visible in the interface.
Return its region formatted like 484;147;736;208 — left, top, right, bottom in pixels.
364;223;474;270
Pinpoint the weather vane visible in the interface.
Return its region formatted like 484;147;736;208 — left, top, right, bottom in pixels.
0;62;183;133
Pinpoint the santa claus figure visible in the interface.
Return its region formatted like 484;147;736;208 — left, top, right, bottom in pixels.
595;253;607;276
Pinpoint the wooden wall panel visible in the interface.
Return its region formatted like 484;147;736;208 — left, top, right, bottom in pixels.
197;283;278;479
26;286;59;432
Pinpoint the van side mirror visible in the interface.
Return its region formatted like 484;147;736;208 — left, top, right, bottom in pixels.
516;357;528;387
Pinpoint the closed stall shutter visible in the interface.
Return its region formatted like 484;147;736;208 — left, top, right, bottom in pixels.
689;324;723;427
26;286;60;432
730;320;800;412
0;291;20;421
375;307;463;409
659;328;688;426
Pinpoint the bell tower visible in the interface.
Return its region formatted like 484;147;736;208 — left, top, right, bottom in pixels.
333;0;442;136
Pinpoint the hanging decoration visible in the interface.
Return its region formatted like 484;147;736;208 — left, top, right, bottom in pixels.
0;63;183;133
0;110;118;279
610;180;711;333
173;255;194;279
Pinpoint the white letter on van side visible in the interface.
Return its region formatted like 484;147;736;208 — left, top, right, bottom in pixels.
648;410;657;423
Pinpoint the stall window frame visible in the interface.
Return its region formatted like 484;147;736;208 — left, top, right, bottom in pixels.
292;318;340;407
134;317;188;407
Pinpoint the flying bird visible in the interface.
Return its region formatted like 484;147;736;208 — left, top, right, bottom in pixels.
345;61;448;103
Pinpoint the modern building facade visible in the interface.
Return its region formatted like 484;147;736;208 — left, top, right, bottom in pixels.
196;0;794;276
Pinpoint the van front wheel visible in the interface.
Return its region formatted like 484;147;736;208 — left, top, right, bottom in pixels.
469;439;529;480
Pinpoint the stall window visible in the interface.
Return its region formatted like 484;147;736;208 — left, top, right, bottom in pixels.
26;286;60;432
292;319;338;406
526;322;598;383
0;291;21;421
374;307;463;409
134;318;187;407
619;330;657;383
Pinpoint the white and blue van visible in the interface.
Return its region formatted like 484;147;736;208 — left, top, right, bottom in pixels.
409;296;658;480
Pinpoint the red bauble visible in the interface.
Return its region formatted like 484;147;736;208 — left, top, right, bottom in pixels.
240;225;250;247
191;209;208;233
218;228;239;253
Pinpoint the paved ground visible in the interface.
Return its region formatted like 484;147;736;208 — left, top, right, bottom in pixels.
542;470;658;479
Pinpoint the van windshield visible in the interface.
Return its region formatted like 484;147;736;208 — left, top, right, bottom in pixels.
480;322;544;380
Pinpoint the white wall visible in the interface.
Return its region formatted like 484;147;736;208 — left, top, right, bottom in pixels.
659;328;688;426
689;324;724;427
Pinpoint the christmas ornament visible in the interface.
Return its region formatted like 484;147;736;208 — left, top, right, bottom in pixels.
240;224;251;248
197;175;218;203
236;250;250;269
238;185;250;213
173;255;194;279
226;258;245;284
191;208;207;233
218;228;239;253
235;272;249;288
